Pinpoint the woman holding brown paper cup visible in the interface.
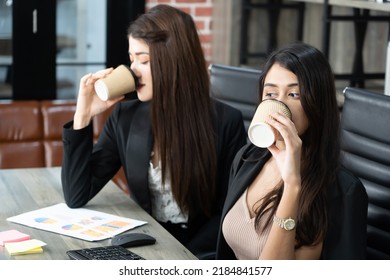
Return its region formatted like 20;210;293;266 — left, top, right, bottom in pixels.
216;43;368;260
61;4;247;257
94;64;138;101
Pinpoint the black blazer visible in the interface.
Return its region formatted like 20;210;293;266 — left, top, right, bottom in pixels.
216;143;368;260
62;99;247;254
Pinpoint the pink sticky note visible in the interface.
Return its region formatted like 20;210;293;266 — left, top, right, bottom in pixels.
0;230;30;246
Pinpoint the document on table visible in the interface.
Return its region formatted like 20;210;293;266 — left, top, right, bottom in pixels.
7;203;147;241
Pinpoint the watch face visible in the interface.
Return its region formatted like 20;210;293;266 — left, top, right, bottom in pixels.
284;218;296;231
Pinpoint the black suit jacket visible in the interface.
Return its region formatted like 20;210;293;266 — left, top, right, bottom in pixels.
61;99;247;255
216;143;368;260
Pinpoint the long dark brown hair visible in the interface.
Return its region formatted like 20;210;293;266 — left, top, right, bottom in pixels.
127;5;217;217
252;42;340;248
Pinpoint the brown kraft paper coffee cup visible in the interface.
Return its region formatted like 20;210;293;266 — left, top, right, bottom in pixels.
248;99;292;148
94;64;138;101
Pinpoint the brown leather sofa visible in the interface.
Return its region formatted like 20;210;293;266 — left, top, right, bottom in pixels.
0;100;128;193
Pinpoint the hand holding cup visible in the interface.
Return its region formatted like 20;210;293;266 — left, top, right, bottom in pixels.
248;99;292;148
94;64;138;101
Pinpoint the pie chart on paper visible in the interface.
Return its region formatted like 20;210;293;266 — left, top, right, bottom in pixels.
62;224;83;231
34;217;57;224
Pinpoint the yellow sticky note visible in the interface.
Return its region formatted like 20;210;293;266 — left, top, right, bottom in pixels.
5;239;47;256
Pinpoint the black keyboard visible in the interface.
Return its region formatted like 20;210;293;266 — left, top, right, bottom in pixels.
66;245;145;260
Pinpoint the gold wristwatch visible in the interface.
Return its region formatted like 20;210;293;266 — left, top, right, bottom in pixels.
273;215;296;231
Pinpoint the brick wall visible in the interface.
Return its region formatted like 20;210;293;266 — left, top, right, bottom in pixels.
145;0;213;65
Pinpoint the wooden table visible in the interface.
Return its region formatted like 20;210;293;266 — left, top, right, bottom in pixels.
0;167;197;260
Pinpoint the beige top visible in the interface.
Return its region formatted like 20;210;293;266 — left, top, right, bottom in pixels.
222;189;272;259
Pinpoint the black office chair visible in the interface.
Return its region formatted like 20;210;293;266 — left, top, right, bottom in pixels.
209;63;261;132
340;87;390;259
195;63;261;260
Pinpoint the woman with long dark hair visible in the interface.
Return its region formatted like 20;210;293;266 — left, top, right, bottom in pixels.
61;4;247;256
216;42;367;259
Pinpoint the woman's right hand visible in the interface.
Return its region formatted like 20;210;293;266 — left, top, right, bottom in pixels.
267;112;302;188
73;68;125;129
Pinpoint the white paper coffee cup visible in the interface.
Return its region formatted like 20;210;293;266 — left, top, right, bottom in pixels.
248;99;292;148
94;64;137;101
